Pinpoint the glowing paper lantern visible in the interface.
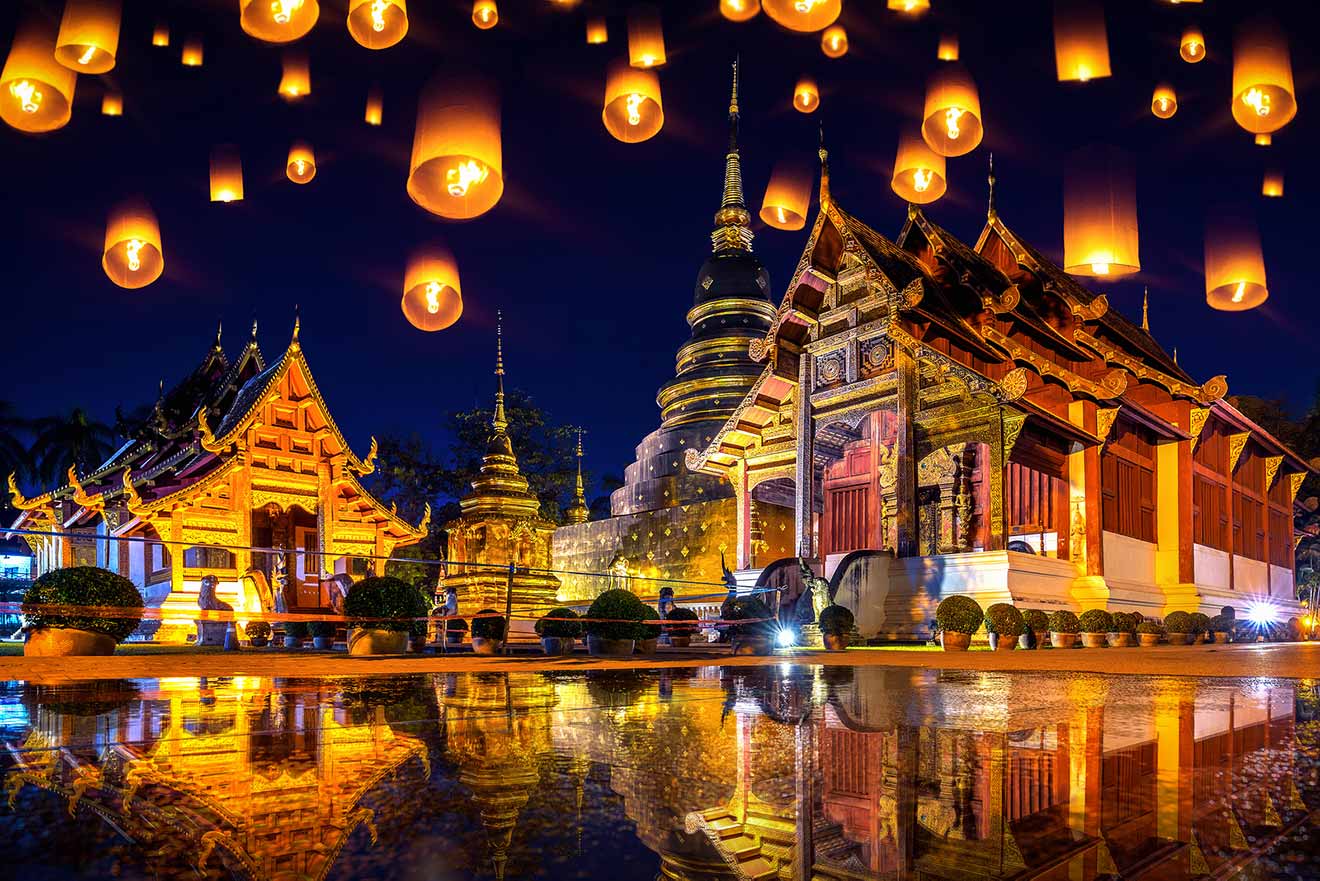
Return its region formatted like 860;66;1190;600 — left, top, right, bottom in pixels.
1151;84;1177;119
1180;27;1205;63
240;0;320;44
891;133;946;204
937;33;959;61
602;61;662;143
279;51;310;99
1231;18;1296;137
759;160;811;230
407;74;503;219
101;91;122;116
720;0;760;22
1255;134;1270;146
287;140;317;183
181;36;203;66
55;0;121;74
1262;170;1283;198
1063;145;1139;278
349;0;408;48
365;85;383;125
472;0;498;29
0;18;77;133
1053;0;1111;82
1205;213;1267;311
820;26;847;58
586;18;608;43
888;0;929;12
102;198;164;290
793;77;819;113
210;146;244;203
628;6;666;68
402;247;463;331
762;0;839;33
921;63;983;157
152;22;169;47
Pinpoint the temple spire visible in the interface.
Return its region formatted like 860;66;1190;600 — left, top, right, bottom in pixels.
214;319;223;351
818;121;830;205
492;311;507;434
1141;287;1150;332
566;428;589;524
987;153;996;217
711;58;754;254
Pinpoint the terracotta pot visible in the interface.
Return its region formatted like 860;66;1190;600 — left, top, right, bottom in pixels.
669;634;692;648
24;627;116;657
471;636;504;655
1081;632;1108;648
312;636;335;650
1139;633;1162;647
823;633;850;652
283;636;301;649
731;635;772;656
587;635;635;657
635;638;659;655
541;636;574;655
1033;630;1049;648
939;631;972;652
995;635;1017;651
1166;632;1190;646
1193;633;1207;645
1107;632;1134;648
249;637;269;648
1050;632;1078;649
1212;632;1231;644
347;628;407;655
444;631;465;646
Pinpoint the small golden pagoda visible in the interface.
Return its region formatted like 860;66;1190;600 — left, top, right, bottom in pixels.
445;316;561;620
564;429;589;526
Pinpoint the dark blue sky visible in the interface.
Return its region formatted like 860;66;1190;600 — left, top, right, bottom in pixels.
1;0;1315;494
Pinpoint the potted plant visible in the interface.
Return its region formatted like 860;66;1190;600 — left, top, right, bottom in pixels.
244;621;272;648
1022;609;1049;649
1078;609;1113;648
1048;610;1080;648
1164;611;1194;645
818;604;855;651
443;616;468;647
584;588;650;656
1136;620;1165;647
21;566;144;657
1188;612;1211;644
664;607;700;647
724;597;776;655
1109;611;1138;647
934;595;982;651
535;607;582;655
634;605;662;654
343;575;427;655
282;620;308;648
309;621;337;650
1207;613;1234;644
471;609;507;655
984;603;1026;651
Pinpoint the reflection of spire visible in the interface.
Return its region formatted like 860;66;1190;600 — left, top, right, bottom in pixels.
492;311;507;435
565;428;589;525
1141;287;1150;332
711;58;754;254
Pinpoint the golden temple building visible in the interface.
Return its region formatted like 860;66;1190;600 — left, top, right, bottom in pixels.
7;318;428;642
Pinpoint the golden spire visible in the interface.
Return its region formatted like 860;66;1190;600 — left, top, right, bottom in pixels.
292;305;301;345
492;310;507;434
1173;346;1179;364
711;57;754;254
818;120;830;205
1141;287;1149;332
214;319;223;351
251;316;259;341
987;152;996;217
566;428;589;524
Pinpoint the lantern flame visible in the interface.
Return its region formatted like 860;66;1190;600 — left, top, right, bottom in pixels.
1185;40;1202;58
1242;87;1271;116
913;168;933;193
294;159;306;176
425;281;442;314
776;206;786;223
944;107;963;140
125;239;143;272
9;80;41;114
446;160;489;197
794;0;822;11
77;45;96;66
1232;281;1246;303
1091;263;1109;275
626;92;643;125
371;0;388;31
271;0;304;26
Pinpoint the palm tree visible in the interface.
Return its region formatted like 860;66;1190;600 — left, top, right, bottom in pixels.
27;408;118;485
0;401;30;506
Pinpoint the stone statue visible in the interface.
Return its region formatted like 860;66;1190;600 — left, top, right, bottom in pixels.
657;585;675;619
797;557;831;622
607;551;631;594
720;552;738;601
240;566;284;615
195;575;233;647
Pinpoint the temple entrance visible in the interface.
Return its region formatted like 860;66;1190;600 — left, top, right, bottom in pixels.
292;525;322;607
251;505;324;611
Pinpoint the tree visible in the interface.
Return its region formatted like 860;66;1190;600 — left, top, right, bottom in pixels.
27;408;118;485
1228;395;1300;449
0;401;31;520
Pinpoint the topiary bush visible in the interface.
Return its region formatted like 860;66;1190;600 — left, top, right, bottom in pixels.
1220;605;1236;620
984;603;1026;637
1022;609;1050;633
309;620;336;639
639;605;663;641
1111;612;1139;634
1048;610;1080;633
585;588;650;640
1078;609;1114;633
1127;611;1145;625
283;620;309;639
535;607;582;639
1208;613;1234;633
1164;611;1194;633
818;604;855;636
1188;612;1210;634
244;621;272;641
472;609;507;641
344;576;429;632
22;566;144;643
664;606;700;635
1137;621;1165;635
723;597;776;640
935;595;983;634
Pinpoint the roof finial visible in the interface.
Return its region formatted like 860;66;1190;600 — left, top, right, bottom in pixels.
711;57;753;253
292;305;300;343
818;120;830;204
492;310;507;434
566;427;589;524
250;316;258;341
987;152;996;217
1173;346;1178;364
729;55;740;120
1141;287;1150;332
214;319;223;350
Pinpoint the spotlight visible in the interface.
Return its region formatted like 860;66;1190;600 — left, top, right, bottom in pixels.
775;627;797;647
1245;599;1279;628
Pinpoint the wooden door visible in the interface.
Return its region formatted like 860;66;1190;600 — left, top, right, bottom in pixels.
292;526;322;608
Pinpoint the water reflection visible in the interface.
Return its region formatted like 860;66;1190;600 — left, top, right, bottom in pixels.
0;668;1315;880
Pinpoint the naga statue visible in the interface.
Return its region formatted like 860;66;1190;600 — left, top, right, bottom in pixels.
796;557;832;623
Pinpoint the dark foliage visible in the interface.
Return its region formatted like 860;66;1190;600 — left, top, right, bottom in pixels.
22;566;143;642
343;576;429;633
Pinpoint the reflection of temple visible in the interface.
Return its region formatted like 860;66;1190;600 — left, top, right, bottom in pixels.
7;319;428;641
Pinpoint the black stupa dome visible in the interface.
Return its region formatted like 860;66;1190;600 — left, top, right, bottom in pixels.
693;250;771;308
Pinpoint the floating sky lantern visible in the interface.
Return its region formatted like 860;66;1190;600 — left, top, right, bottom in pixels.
278;51;310;99
240;0;320;43
408;74;503;219
101;91;122;116
586;18;608;43
102;199;164;289
628;6;666;68
1063;145;1139;278
181;35;203;66
760;160;811;231
793;77;819;113
349;0;408;48
402;247;463;331
1262;170;1283;198
820;26;847;58
55;0;121;74
287;140;317;183
891;132;946;204
210;146;244;202
720;0;760;22
365;84;383;125
1205;212;1267;311
602;61;663;143
921;63;983;157
472;0;498;29
937;33;959;61
0;18;76;133
1180;26;1205;63
888;0;929;13
1255;134;1270;146
1053;0;1111;82
1151;84;1177;119
762;0;839;33
1231;17;1296;137
152;22;169;47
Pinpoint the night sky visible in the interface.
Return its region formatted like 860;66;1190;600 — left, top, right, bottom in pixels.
1;0;1315;496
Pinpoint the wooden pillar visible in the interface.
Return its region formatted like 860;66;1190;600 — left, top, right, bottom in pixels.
893;343;919;557
795;353;816;559
987;433;1006;552
894;725;919;876
733;461;751;570
1067;401;1109;608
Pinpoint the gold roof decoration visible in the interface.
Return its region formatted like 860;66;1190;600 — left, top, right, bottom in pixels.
7;472;52;512
66;465;106;515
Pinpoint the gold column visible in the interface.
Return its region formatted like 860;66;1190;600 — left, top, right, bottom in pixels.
893;343;919;557
1068;401;1108;607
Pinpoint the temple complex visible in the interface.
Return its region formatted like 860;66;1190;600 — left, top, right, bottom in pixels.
685;154;1312;637
6;319;428;642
